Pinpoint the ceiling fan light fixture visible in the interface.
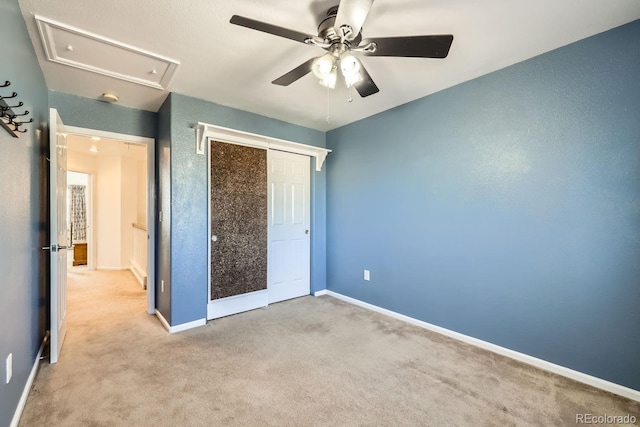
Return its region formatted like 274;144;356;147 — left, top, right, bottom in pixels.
319;69;337;89
230;2;454;100
340;52;362;87
312;53;336;79
340;53;361;77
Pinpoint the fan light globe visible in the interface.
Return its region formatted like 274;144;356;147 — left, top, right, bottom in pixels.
312;54;336;79
340;53;362;87
319;69;337;89
340;53;361;77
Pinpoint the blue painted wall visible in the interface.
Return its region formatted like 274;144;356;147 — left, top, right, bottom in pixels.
49;91;157;139
326;20;640;390
0;1;49;425
161;93;326;325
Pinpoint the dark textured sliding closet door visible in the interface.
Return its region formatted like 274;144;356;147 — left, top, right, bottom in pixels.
210;140;267;300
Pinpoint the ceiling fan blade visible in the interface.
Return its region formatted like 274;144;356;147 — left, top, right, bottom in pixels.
365;35;454;58
354;64;379;97
272;58;316;86
230;15;314;44
335;0;374;41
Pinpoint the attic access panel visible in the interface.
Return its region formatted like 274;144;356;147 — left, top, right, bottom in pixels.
35;15;179;89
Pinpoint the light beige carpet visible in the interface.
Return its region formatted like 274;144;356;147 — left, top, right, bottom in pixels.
19;267;639;426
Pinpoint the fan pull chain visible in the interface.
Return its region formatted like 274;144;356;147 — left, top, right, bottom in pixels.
326;86;331;124
347;85;354;103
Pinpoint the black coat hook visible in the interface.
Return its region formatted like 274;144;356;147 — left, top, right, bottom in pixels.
13;117;34;126
11;126;27;134
8;110;29;119
0;80;31;136
3;101;23;109
0;92;18;99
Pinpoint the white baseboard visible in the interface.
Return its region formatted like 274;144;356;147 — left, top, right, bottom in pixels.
129;260;147;289
207;289;268;320
325;290;640;403
313;289;327;297
11;334;47;427
155;310;206;333
96;266;129;271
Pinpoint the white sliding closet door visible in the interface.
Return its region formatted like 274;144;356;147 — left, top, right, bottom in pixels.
267;150;311;303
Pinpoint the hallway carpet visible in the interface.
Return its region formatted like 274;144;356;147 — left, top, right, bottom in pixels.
19;268;639;426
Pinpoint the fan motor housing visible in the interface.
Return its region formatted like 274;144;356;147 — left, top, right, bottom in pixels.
318;6;362;47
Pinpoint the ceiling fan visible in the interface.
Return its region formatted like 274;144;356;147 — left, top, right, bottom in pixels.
230;0;454;98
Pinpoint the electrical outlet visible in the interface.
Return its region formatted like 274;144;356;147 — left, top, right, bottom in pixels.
364;270;370;281
6;353;12;384
161;280;165;293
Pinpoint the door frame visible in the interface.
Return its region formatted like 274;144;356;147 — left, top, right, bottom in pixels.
64;125;156;315
201;123;330;320
66;169;95;270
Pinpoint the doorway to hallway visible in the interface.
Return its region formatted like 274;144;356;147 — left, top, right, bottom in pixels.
66;134;148;285
48;110;156;364
63;126;156;318
64;133;150;338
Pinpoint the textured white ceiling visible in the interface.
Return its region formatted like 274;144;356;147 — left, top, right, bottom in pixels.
67;134;147;160
18;0;640;131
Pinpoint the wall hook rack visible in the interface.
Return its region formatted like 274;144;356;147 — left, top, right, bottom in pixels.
1;81;32;138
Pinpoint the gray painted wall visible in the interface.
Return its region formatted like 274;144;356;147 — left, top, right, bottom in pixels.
0;1;49;425
326;20;640;390
161;93;326;325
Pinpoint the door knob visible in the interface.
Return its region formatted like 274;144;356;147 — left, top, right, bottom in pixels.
305;230;309;235
41;244;69;252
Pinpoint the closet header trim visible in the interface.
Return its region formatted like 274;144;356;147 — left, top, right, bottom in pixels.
196;122;330;171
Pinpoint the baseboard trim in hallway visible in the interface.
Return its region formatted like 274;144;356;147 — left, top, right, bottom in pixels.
155;310;206;333
325;290;640;403
11;334;47;427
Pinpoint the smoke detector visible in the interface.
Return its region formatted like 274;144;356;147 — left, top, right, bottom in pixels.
101;92;119;103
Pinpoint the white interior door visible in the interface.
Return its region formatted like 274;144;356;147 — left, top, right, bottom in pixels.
49;108;68;364
268;150;311;303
